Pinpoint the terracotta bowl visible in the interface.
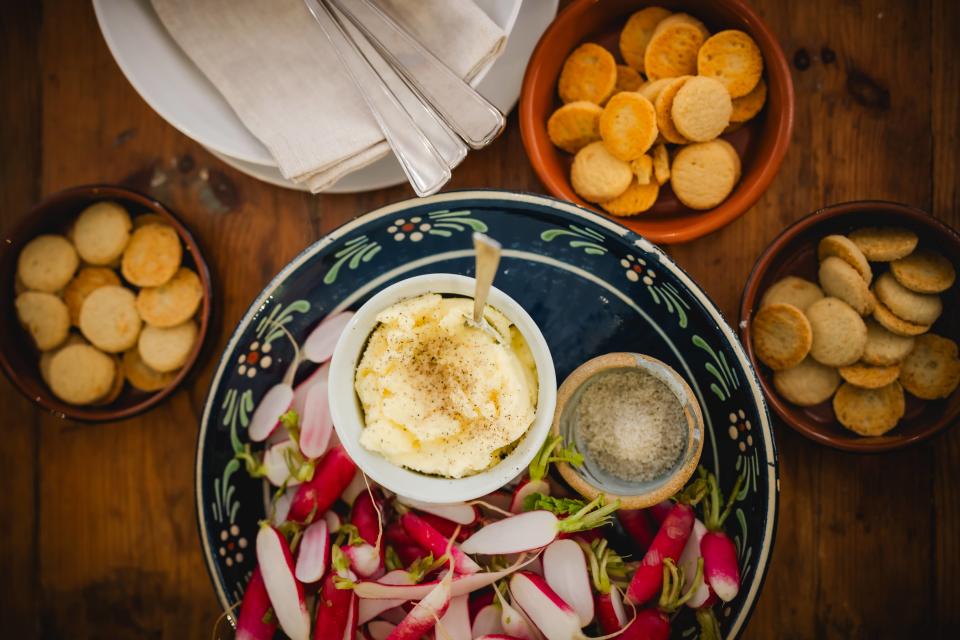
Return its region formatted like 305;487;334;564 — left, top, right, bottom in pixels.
551;352;704;509
0;185;212;422
519;0;794;244
740;201;960;452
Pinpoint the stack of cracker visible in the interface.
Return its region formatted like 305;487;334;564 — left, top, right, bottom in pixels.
752;226;959;436
547;7;767;216
14;202;204;406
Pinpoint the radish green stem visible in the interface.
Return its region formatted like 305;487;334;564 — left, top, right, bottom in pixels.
529;435;583;481
556;496;621;533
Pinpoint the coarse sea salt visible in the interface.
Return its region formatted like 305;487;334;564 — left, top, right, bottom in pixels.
575;368;685;483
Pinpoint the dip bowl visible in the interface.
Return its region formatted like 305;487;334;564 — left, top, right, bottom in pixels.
328;273;557;504
552;352;704;509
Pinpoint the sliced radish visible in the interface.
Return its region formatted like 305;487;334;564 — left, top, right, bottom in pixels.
235;568;277;640
295;519;330;584
313;572;355;639
249;383;294;442
289;446;357;524
342;470;368;506
471;603;505;637
354;555;533;601
303;312;354;363
542;540;593;626
386;570;452;639
272;485;299;525
437;594;471;640
324;510;343;533
344;543;384;579
256;526;310;640
509;479;549;514
396;497;478;525
292;362;329;417
365;621;395;640
358;570;413;624
299;376;333;459
596;588;627;634
509;572;583;640
401;512;480;575
264;440;302;487
679;519;711;608
493;585;535;640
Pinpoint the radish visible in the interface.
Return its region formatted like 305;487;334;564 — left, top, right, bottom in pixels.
509;571;583;640
324;510;343;534
364;620;396;640
416;511;471;543
619;608;670;640
358;570;414;625
475;636;525;640
579;539;628;633
478;490;514;514
437;594;471;640
400;511;480;575
354;554;534;601
621;556;704;640
343;542;384;579
303;312;354;363
295;519;330;584
510;435;583;513
256;525;310;640
291;361;329;417
272;485;299;525
396;496;478;525
249;371;297;442
313;571;356;639
471;603;505;637
460;496;620;556
625;502;697;605
289;445;357;524
263;440;306;487
386;568;452;639
352;490;383;546
299;375;333;459
542;539;593;626
342;470;369;506
700;469;746;602
646;500;673;526
393;543;428;568
678;519;711;608
492;583;536;640
617;509;656;553
235;568;277;640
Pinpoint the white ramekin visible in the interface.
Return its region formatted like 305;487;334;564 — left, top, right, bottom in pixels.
328;274;556;504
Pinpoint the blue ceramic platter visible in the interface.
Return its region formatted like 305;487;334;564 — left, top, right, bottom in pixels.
196;190;778;638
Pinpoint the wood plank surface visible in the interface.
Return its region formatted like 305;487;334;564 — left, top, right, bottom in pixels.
0;0;957;638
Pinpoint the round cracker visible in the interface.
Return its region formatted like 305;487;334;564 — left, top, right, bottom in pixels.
900;333;960;400
697;30;763;98
138;320;198;373
73;201;132;266
39;334;86;386
873;271;942;325
613;65;643;93
48;344;116;405
599;92;658;161
123;347;177;392
670;140;741;210
806;297;867;367
773;357;840;406
833;381;905;436
760;276;824;311
818;235;872;284
644;22;706;81
17;234;78;293
630;154;653;185
558;43;617;105
752;303;812;370
600;179;660;217
136;267;204;328
654;13;710;39
848;226;918;261
890;249;956;293
838;362;901;389
570;141;633;203
62;266;121;326
79;285;142;353
92;355;124;406
671;76;733;142
872;299;930;337
548;101;603;154
862;318;915;366
818;256;875;315
654;76;692;144
730;77;767;123
15;291;70;351
121;223;182;287
619;6;673;71
637;78;673;103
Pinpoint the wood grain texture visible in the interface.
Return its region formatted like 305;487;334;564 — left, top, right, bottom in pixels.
0;0;957;638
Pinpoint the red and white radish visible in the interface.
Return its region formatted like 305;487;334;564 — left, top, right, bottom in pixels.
579;539;628;634
352;490;383;546
509;571;583;640
542;539;593;626
357;570;414;625
354;554;534;601
437;594;471;640
263;440;304;487
342;470;369;507
619;608;670;640
288;445;357;524
471;603;505;637
313;571;356;640
299;376;333;459
415;511;471;543
595;587;627;634
256;525;310;640
364;621;396;640
272;485;299;525
235;568;277;640
303;311;354;363
324;510;343;534
509;479;549;514
385;569;452;639
460;496;619;556
492;583;536;640
617;509;656;553
625;502;695;605
700;470;746;602
396;496;478;526
509;435;583;513
291;361;329;418
622;556;704;640
678;519;711;608
343;543;384;579
249;375;296;442
295;519;330;584
401;511;480;575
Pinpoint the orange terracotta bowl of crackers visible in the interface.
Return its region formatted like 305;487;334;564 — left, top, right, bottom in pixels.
519;0;794;244
0;185;212;422
740;201;960;452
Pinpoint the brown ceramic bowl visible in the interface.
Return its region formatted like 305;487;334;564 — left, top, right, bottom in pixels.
740;201;960;452
0;185;212;422
551;352;704;508
520;0;794;244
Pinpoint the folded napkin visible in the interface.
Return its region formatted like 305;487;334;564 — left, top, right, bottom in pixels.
152;0;505;192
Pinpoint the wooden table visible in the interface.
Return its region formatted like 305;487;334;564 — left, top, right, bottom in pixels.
1;1;957;637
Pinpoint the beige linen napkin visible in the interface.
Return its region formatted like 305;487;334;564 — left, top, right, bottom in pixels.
152;0;505;192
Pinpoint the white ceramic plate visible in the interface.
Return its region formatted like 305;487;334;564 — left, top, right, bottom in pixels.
206;0;559;192
93;0;523;188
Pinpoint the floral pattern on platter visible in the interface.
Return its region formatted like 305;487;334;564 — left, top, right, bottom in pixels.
216;523;248;569
236;340;273;378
